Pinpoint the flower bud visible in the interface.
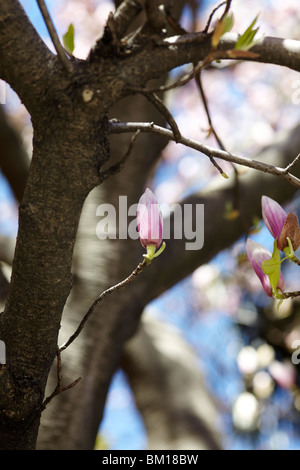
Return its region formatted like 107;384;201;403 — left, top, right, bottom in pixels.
246;238;285;297
261;196;300;251
137;188;163;249
262;196;287;244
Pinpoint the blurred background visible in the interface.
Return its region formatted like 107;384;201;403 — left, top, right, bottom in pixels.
1;0;300;450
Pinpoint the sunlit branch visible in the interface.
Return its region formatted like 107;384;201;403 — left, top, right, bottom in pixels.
109;121;300;188
149;32;300;76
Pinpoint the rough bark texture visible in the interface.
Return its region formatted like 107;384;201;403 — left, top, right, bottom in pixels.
0;0;300;450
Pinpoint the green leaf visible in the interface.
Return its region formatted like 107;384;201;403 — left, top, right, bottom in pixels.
211;12;234;48
63;23;75;55
234;15;260;51
223;12;235;35
262;239;281;294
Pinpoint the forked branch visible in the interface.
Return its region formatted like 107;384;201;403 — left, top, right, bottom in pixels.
41;348;81;410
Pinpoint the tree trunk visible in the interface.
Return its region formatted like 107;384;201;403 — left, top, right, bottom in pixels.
1;0;300;450
0;106;109;449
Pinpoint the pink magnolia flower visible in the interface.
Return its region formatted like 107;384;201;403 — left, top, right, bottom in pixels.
246;238;285;297
262;196;287;244
262;196;300;251
137;188;163;249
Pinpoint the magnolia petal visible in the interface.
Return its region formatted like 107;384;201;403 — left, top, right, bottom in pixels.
246;238;285;297
262;196;287;241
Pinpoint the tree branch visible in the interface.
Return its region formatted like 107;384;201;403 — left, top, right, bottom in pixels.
203;1;228;33
88;0;145;61
112;0;144;37
109;121;300;188
0;0;55;112
145;0;166;32
283;153;300;174
36;0;73;74
41;348;81;410
121;33;300;95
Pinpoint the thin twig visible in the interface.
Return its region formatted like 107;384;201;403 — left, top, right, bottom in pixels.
141;91;181;142
59;258;148;352
99;129;140;183
109;121;300;189
194;70;247;232
289;254;300;266
284;153;300;174
41;347;81;410
194;70;227;176
165;9;188;35
36;0;73;73
203;1;227;33
126;61;202;94
126;51;229;94
281;291;300;299
195;71;226;151
222;0;232;18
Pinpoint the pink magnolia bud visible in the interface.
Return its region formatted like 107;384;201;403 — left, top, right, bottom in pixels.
246;239;285;297
262;196;287;245
137;188;163;249
262;196;300;251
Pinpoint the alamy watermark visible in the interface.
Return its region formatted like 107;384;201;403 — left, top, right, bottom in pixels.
95;196;204;250
291;340;300;365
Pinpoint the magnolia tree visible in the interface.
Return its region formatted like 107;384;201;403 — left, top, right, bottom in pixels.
1;0;300;450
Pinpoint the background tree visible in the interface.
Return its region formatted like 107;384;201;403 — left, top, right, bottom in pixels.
0;0;300;450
